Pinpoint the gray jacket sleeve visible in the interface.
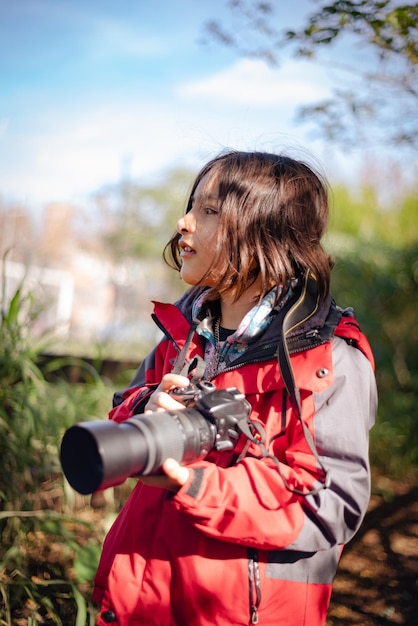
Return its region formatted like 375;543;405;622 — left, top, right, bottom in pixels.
289;336;377;551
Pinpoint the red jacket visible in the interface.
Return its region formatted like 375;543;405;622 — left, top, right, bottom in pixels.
93;286;376;626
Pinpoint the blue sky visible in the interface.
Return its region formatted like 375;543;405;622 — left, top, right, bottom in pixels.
0;0;377;207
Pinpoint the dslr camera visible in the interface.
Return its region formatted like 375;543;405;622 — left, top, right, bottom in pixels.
60;381;252;495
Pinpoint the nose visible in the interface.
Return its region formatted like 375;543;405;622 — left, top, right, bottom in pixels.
177;211;195;234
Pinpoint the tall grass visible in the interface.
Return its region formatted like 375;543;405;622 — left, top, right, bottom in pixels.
0;269;116;625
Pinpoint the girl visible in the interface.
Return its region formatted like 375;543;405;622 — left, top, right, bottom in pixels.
93;151;377;626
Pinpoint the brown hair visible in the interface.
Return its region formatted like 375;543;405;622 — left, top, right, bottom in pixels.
164;150;333;303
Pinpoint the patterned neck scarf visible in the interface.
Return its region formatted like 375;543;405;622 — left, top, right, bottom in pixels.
192;283;297;380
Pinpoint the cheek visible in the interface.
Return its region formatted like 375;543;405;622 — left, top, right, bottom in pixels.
194;224;219;255
196;216;218;241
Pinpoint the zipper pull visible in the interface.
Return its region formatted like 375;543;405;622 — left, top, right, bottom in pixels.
250;607;259;624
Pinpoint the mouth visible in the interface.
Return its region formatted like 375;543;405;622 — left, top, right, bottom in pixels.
179;241;196;256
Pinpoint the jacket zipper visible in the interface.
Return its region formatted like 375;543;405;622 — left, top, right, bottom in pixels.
207;342;281;380
207;334;329;381
248;548;261;624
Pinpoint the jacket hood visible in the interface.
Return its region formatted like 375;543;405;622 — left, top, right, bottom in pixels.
170;275;341;362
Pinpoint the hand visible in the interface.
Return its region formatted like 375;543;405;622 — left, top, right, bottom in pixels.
141;374;191;491
137;458;190;492
144;373;191;413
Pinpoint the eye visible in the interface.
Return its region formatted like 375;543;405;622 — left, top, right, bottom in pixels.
204;206;218;215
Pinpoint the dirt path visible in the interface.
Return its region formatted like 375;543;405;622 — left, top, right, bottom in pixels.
326;484;418;625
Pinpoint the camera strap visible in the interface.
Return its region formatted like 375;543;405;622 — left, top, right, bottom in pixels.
273;271;331;495
235;272;331;497
171;320;207;382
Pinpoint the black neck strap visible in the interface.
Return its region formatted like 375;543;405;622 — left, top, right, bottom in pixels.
274;270;331;494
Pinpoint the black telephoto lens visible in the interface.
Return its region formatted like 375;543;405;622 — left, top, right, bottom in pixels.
60;408;216;495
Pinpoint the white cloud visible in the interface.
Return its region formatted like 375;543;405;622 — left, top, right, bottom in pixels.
0;59;345;206
178;58;330;106
0;91;337;206
0;103;202;204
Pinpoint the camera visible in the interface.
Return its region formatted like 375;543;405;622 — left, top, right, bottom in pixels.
60;381;252;495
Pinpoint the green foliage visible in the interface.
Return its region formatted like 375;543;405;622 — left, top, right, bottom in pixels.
287;1;418;62
328;187;418;377
0;269;112;624
330;183;418;246
328;186;418;480
0;272;49;512
370;378;418;475
205;1;418;148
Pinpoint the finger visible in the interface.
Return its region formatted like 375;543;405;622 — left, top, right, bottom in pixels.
144;374;191;412
159;374;190;393
145;391;186;413
162;458;190;486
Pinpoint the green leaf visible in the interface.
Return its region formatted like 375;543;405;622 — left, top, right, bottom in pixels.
73;541;101;583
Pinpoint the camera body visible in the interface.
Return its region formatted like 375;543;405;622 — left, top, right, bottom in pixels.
60;381;252;495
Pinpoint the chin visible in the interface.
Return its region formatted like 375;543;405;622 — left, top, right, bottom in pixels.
180;267;217;288
180;272;200;286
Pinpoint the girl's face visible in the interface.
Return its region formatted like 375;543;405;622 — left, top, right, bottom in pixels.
176;171;221;286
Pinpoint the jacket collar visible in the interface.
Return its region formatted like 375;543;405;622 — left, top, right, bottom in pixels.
154;273;338;359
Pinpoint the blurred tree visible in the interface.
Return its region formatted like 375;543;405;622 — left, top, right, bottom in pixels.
203;1;418;149
328;186;418;387
326;183;418;477
88;168;194;346
93;168;193;261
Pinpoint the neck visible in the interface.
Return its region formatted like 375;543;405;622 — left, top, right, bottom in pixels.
219;282;264;330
